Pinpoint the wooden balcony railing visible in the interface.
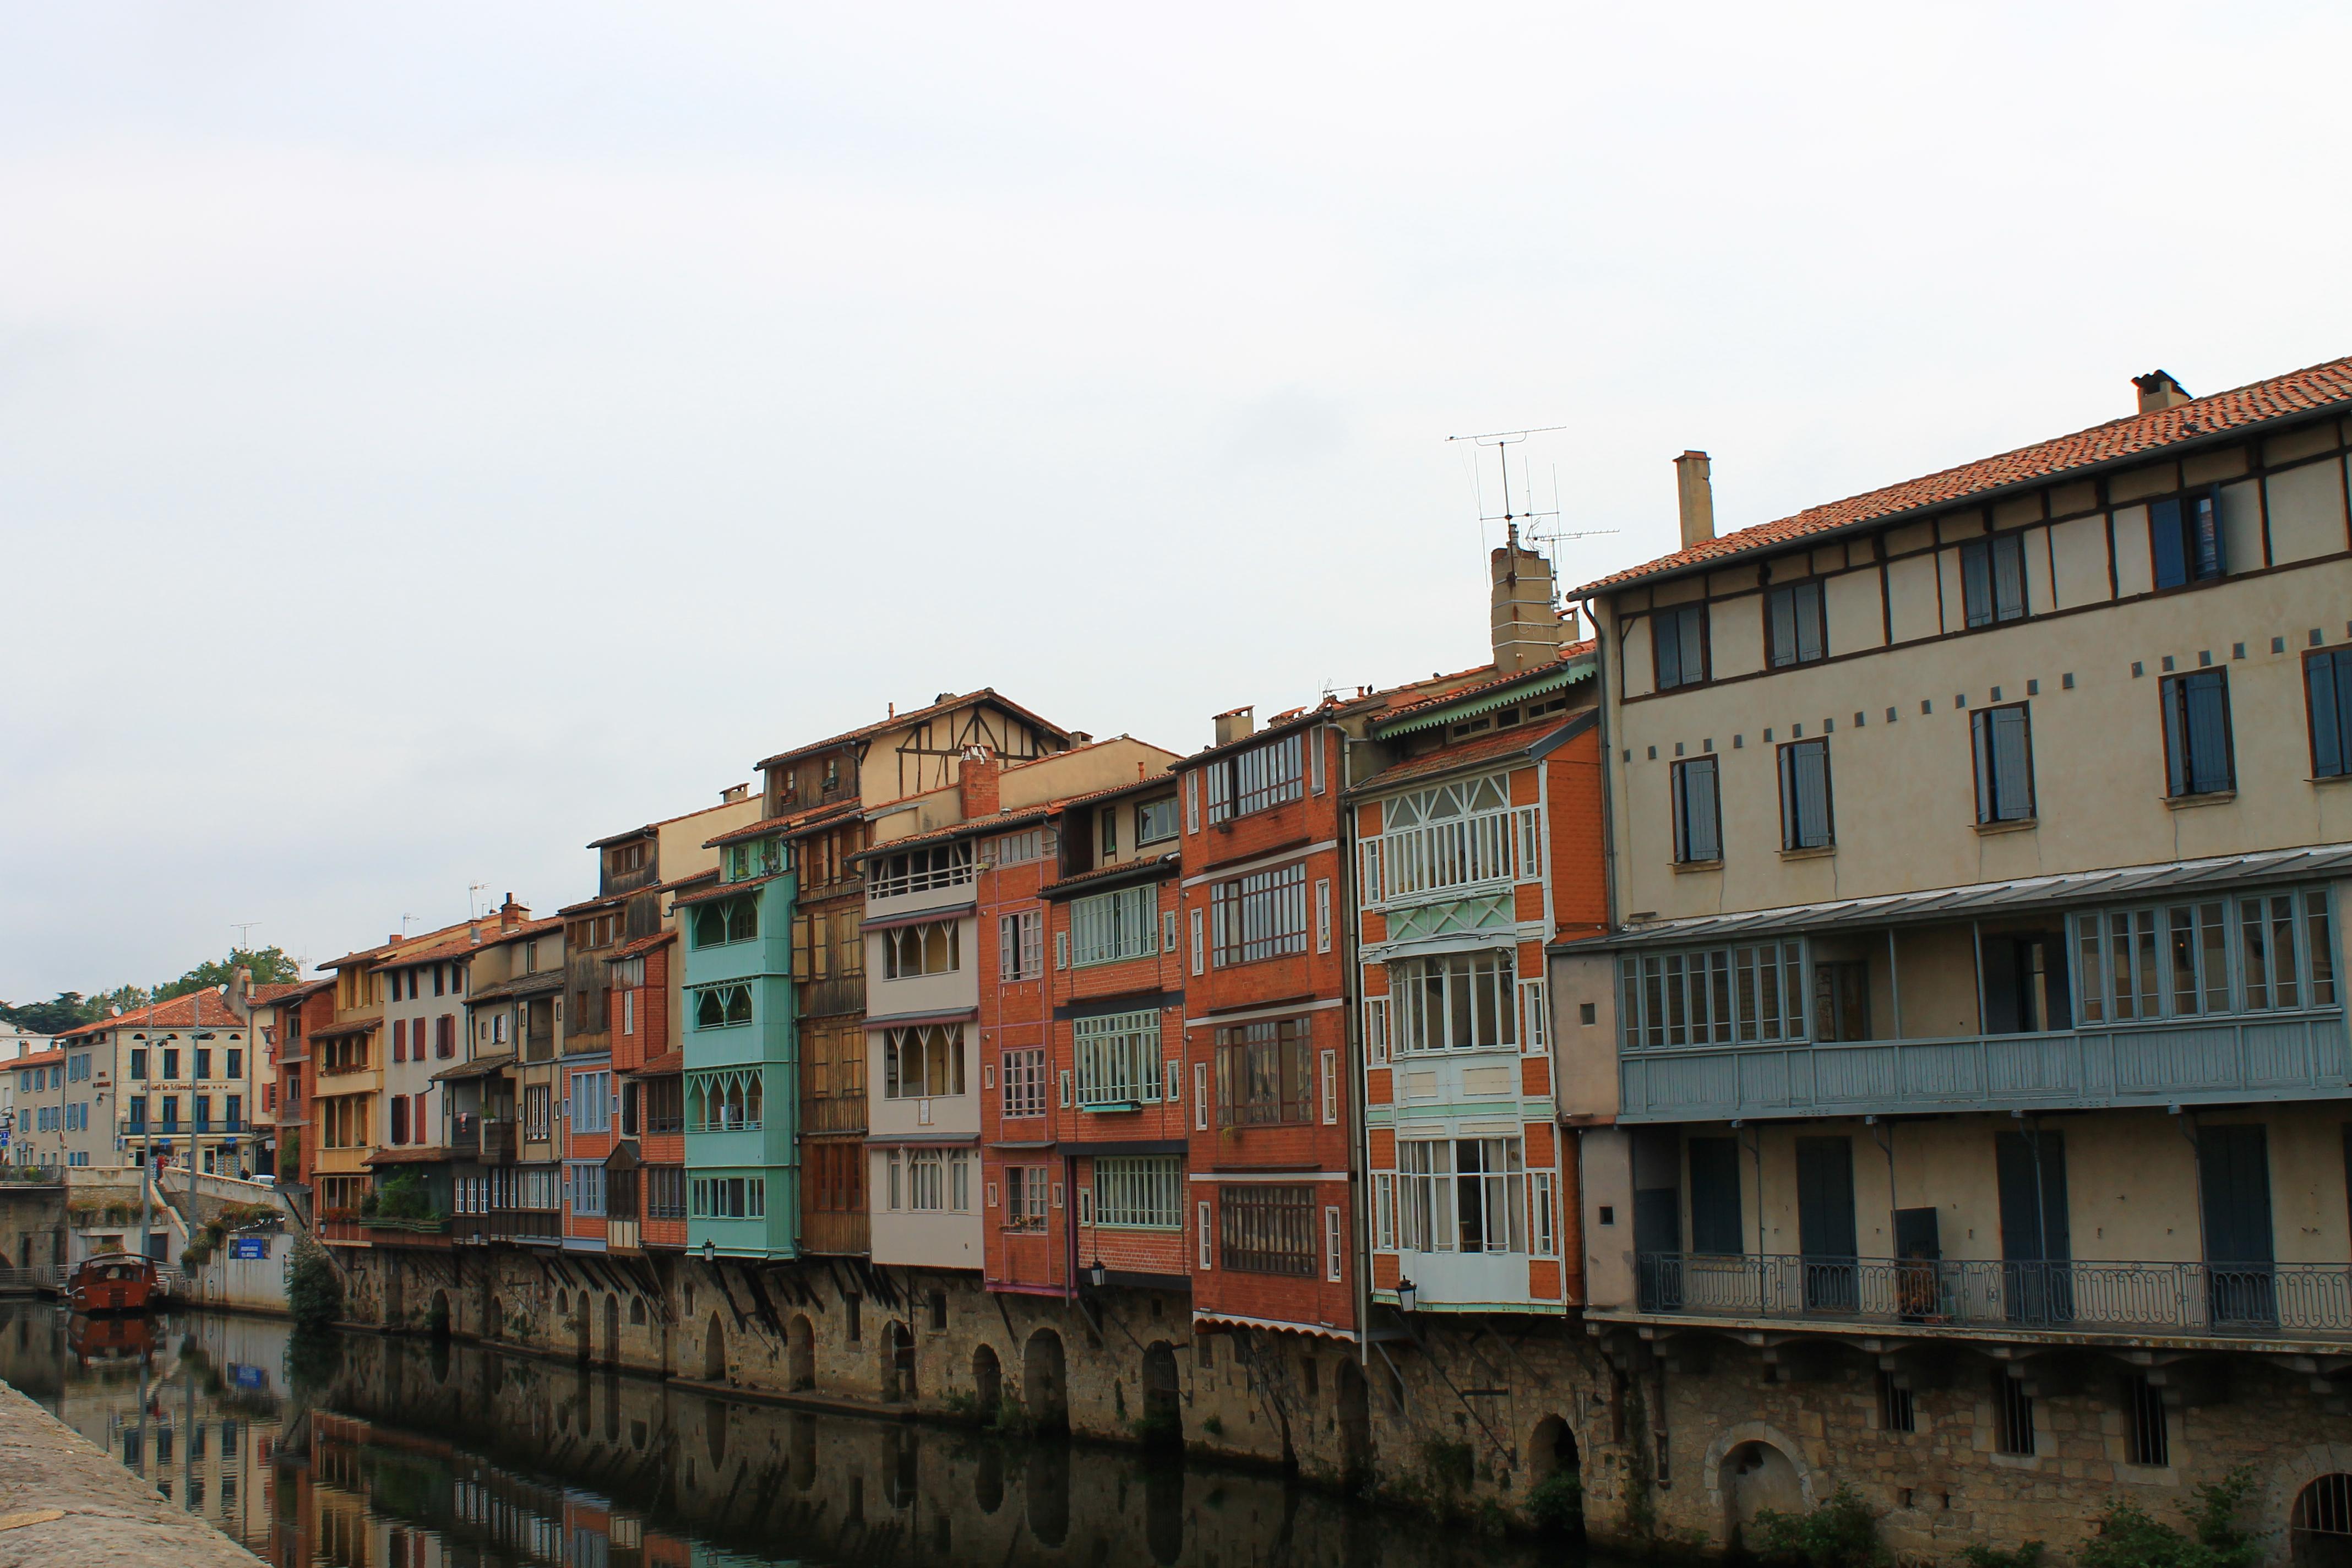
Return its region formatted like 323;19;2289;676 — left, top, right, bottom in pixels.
799;1094;867;1136
799;1208;868;1256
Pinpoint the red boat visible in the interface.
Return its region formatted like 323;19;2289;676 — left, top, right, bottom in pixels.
66;1312;156;1364
65;1253;157;1314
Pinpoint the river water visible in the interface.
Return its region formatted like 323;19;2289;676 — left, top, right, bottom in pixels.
0;1303;1625;1568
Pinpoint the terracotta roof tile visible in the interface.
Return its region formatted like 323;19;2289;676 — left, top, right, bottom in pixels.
55;992;248;1039
1042;851;1180;895
609;931;676;960
704;801;859;850
672;872;783;910
1568;356;2352;598
753;688;1069;772
1374;641;1596;722
624;1050;683;1077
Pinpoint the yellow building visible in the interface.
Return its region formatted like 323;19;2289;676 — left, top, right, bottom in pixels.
1549;358;2352;1546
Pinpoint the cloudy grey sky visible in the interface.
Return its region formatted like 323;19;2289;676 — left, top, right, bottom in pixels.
4;2;2347;998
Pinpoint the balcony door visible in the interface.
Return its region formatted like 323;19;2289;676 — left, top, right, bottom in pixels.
2198;1124;2276;1326
1996;1130;2071;1325
1794;1137;1856;1311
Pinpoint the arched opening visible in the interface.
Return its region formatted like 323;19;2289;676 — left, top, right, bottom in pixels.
2292;1474;2352;1566
884;1320;917;1403
1145;1463;1185;1565
427;1289;451;1341
1140;1342;1182;1447
574;1293;591;1362
787;1313;816;1390
703;1311;726;1382
1335;1357;1371;1478
1526;1415;1584;1537
486;1295;504;1342
1023;1328;1068;1432
1721;1440;1803;1550
971;1343;1003;1415
602;1294;620;1364
629;1295;646;1326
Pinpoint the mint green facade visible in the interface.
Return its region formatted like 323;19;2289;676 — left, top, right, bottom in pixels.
682;842;799;1259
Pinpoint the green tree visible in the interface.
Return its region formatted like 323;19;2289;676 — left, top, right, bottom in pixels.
287;1238;344;1332
0;993;100;1035
155;946;302;1002
2075;1469;2260;1568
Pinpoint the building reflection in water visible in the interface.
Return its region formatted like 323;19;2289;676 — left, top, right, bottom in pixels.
0;1305;1594;1568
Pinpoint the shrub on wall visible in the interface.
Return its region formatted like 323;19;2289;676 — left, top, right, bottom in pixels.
288;1237;344;1331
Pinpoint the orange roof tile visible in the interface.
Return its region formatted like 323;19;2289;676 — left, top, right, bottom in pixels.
55;992;248;1039
703;800;858;850
1352;711;1593;793
1374;641;1596;723
1569;356;2352;598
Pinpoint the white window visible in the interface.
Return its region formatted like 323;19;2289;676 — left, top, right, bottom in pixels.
1211;862;1309;967
1004;1167;1048;1231
997;910;1044;981
1164;1059;1182;1103
1162;910;1178;954
568;1162;607;1217
1617;942;1807;1049
882;920;962;979
1189;908;1205;976
1315;878;1332;953
1374;1173;1396;1249
997;830;1043;865
1054;931;1069;970
1310;731;1326;794
1197;1200;1214;1269
1070;885;1157;966
1360;774;1520;905
1363;996;1391;1064
1396;1137;1527;1254
1074;1010;1161;1107
1094;1155;1183;1228
1193;1063;1208;1131
1319;1048;1338;1124
1206;731;1305;822
951;1150;972;1212
570;1071;613;1133
1392;949;1517;1052
622;989;636;1037
1529;1169;1556;1257
1001;1048;1047;1117
1058;1069;1073;1108
905;1148;946;1211
1077;1187;1093;1226
1324;1205;1343;1282
867;840;975;899
886;1148;903;1211
1185;772;1200;834
687;1069;765;1131
1518;978;1548;1053
883;1025;966;1099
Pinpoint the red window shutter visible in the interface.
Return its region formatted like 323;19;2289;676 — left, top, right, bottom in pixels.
392;1019;407;1062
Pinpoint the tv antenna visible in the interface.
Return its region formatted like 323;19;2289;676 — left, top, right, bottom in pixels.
230;922;260;950
468;884;489;919
401;913;418;937
1447;424;1568;537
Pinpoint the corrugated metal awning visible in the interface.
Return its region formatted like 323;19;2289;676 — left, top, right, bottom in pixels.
1552;841;2352;954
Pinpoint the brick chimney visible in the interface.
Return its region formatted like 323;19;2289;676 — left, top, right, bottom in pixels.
1489;524;1566;675
959;745;1000;818
2134;369;2192;414
720;782;749;804
1213;705;1255;747
1675;451;1715;548
499;893;526;933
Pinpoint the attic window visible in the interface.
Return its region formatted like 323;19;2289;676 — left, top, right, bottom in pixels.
609;842;648;875
1448;715;1493;739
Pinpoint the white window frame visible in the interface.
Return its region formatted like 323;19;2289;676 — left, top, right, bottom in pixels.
1189;908;1205;976
1197;1200;1213;1269
1315;878;1332;953
1391;949;1519;1053
1185;771;1199;834
1374;1172;1396;1250
1324;1204;1343;1282
1093;1155;1184;1229
1070;885;1158;967
1319;1048;1338;1124
1193;1063;1208;1131
1073;1009;1162;1107
1363;995;1391;1064
1518;977;1548;1054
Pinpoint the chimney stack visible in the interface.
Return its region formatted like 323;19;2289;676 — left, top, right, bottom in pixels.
499;893;526;933
1489;525;1567;675
958;745;1000;818
1213;706;1255;748
721;782;749;804
2133;369;2192;414
1675;451;1715;549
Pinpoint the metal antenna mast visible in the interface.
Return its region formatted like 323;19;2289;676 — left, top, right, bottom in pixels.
230;922;260;951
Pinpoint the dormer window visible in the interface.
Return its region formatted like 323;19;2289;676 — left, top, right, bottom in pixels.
609;841;649;876
725;839;782;882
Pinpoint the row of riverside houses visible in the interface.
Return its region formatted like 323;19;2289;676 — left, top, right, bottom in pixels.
221;355;2352;1559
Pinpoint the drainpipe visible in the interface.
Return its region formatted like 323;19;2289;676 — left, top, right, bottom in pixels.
1336;719;1378;1371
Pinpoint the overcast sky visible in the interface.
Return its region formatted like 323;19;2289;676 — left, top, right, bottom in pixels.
4;2;2348;998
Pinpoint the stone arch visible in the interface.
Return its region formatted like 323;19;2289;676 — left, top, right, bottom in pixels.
1705;1423;1812;1550
2291;1474;2352;1565
629;1295;646;1326
703;1311;726;1382
971;1342;1003;1414
1526;1414;1585;1537
884;1319;917;1402
1023;1327;1068;1431
787;1313;816;1390
1140;1341;1182;1446
2273;1446;2352;1566
1335;1356;1371;1477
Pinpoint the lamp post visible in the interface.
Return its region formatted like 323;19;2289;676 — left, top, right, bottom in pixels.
1395;1278;1418;1314
1085;1258;1107;1290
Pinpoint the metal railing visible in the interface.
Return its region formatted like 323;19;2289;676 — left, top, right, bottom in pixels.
1635;1252;2352;1338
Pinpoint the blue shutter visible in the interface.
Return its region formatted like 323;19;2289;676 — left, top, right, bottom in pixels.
2184;672;2233;793
2149;498;2187;589
1769;589;1797;668
1992;536;2027;621
1992;707;2032;819
1972;710;1996;821
2163;679;2192;796
2313;651;2351;778
1796;582;1825;662
1961;541;1993;627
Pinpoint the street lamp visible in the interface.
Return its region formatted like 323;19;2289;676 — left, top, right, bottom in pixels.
1395;1278;1418;1313
703;1238;716;1265
1085;1258;1107;1290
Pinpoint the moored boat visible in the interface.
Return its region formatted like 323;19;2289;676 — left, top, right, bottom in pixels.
64;1252;157;1314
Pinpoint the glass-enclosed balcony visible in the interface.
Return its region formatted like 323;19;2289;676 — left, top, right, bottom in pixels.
1608;854;2346;1122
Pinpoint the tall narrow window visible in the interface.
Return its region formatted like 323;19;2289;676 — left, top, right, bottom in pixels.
2149;490;2225;590
1653;604;1709;691
1672;756;1721;862
1778;738;1834;850
1766;580;1826;666
1971;704;2036;823
1992;1372;2037;1456
1960;533;2029;627
2307;648;2352;779
2161;670;2234;797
